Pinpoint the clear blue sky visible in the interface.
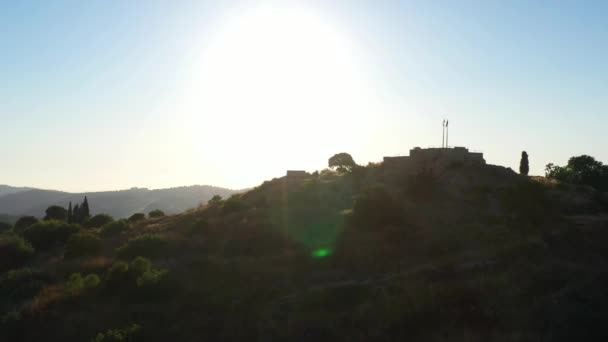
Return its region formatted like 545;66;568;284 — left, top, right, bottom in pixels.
1;1;607;192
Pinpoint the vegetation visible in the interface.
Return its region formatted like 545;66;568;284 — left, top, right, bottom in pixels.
0;236;34;272
22;220;80;251
13;216;38;234
85;214;114;228
519;150;529;175
2;152;608;341
148;209;165;218
44;205;67;221
546;154;608;191
328;152;358;173
65;232;102;258
127;213;145;223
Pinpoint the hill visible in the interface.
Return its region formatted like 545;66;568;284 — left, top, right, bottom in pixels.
0;185;33;197
0;185;240;219
1;161;608;341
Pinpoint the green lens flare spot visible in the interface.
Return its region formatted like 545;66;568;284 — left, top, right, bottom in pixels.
312;248;332;258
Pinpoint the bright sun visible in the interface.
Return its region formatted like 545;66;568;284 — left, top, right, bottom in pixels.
181;5;377;187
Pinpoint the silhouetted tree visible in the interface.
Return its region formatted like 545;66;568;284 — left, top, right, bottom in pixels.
73;204;81;223
519;151;529;176
545;155;608;191
82;197;90;218
67;202;73;223
148;209;165;218
328;153;357;174
14;216;39;234
44;205;67;221
208;195;223;206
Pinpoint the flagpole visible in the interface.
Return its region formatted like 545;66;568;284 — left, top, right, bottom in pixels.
442;120;445;148
446;120;449;148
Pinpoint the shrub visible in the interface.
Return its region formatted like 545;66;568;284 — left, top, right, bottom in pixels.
83;274;101;288
221;195;248;215
13;216;39;234
44;205;67;221
0;268;53;301
148;209;165;218
65;232;101;258
100;220;130;237
127;213;145;223
116;234;169;259
85;214;114;228
0;236;34;272
66;273;100;294
130;256;151;276
105;261;130;291
91;324;141;342
136;268;168;287
22;221;80;251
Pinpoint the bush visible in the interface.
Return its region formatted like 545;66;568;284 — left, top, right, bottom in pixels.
127;213;145;223
65;232;101;258
100;220;130;237
85;214;114;228
136;268;168;287
44;205;67;221
0;268;53;301
116;234;169;259
105;261;130;291
221;195;248;215
0;235;34;272
91;324;141;342
66;273;100;294
130;256;151;276
13;216;39;234
0;236;34;272
22;221;80;251
148;209;165;218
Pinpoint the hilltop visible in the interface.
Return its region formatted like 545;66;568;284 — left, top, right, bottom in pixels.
1;157;608;341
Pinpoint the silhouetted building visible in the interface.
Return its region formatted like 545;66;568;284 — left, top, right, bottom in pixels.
383;146;485;175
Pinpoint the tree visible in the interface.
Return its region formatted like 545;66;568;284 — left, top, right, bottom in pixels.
73;204;81;223
67;202;73;223
85;214;114;228
545;155;608;191
128;213;146;223
208;195;223;206
519;151;529;176
82;196;90;219
148;209;165;218
328;153;357;174
14;216;39;234
44;205;67;221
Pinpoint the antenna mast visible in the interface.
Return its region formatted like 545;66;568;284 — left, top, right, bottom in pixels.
442;119;445;148
445;120;449;148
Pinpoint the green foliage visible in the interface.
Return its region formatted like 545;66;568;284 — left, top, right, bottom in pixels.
221;195;248;215
130;256;151;276
0;236;34;272
105;261;130;291
208;195;223;206
0;268;52;302
100;220;130;237
328;152;357;174
44;205;67;221
13;216;39;234
91;324;141;342
0;222;13;233
86;214;114;228
127;213;145;223
520;151;529;176
546;155;608;191
135;268;167;287
65;232;101;258
66;273;100;294
116;234;169;259
22;220;80;251
148;209;165;218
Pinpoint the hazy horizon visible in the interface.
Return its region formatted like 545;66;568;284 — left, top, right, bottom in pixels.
2;1;607;192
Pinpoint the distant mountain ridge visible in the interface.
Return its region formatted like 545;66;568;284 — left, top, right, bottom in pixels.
0;185;34;197
0;185;241;219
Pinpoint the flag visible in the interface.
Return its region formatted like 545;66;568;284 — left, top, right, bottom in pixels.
446;120;449;127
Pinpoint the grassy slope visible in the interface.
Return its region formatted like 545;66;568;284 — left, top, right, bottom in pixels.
2;164;608;341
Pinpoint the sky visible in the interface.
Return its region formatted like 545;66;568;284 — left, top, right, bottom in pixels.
1;0;607;192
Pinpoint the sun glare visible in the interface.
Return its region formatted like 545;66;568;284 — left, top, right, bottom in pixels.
181;5;377;187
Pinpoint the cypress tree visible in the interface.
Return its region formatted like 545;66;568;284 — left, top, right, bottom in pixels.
82;196;90;219
67;202;73;223
73;204;80;223
519;151;529;176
